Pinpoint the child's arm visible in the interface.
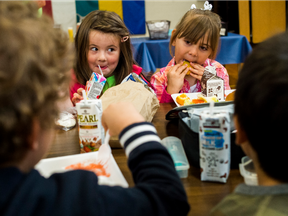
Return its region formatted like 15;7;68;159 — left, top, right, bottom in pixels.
71;88;84;105
151;63;188;103
100;102;190;215
215;63;231;90
166;63;189;94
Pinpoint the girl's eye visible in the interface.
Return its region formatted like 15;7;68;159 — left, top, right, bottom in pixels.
185;40;191;45
91;47;98;51
108;48;115;52
200;46;208;51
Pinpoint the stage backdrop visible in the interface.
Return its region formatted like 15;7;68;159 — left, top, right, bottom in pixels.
43;0;146;36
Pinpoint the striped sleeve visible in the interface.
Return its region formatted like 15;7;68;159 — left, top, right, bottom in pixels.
119;122;161;157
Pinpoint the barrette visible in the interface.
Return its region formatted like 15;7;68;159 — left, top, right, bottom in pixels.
190;1;212;11
121;36;129;42
190;4;196;10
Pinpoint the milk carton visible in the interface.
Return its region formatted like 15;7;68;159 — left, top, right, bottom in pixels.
76;99;105;153
199;109;230;183
201;66;224;101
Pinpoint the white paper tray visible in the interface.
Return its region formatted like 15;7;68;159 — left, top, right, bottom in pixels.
35;152;128;187
172;89;236;107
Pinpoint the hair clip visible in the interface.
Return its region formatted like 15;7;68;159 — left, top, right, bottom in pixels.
190;4;196;10
203;1;212;11
121;36;129;42
190;1;212;11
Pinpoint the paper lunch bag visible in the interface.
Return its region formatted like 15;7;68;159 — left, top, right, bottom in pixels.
101;80;159;122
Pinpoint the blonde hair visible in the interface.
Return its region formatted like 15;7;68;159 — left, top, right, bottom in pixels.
170;9;221;59
74;10;134;85
0;1;74;164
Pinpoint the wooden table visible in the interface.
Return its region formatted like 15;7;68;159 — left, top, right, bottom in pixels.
47;103;244;216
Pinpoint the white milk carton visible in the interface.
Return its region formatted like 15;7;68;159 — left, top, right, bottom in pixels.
76;99;105;153
199;109;230;183
201;65;224;101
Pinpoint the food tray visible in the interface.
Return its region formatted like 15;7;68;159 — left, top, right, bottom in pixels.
172;89;236;107
35;152;128;187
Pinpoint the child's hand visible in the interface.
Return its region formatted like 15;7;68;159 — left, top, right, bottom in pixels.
102;102;144;136
188;63;205;81
166;63;189;94
72;88;85;105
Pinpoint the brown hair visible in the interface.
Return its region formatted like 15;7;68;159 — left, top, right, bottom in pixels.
74;10;134;85
170;9;221;59
0;1;74;165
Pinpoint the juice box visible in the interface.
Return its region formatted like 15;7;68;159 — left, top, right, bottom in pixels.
85;72;106;100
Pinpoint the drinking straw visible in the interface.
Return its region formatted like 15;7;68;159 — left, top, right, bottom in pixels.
209;101;214;116
98;65;104;76
82;90;88;105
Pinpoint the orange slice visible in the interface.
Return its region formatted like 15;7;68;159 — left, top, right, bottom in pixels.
183;60;193;75
176;93;189;105
191;99;205;104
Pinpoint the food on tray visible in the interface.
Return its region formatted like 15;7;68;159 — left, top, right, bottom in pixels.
225;91;235;101
182;60;193;75
176;93;219;106
65;162;110;177
176;93;189;105
183;99;193;105
197;94;219;103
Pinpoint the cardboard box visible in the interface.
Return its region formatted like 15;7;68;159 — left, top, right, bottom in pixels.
201;68;224;100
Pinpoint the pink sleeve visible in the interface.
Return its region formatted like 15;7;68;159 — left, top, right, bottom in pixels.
70;82;85;102
150;68;170;103
69;71;85;103
214;63;231;90
160;87;174;103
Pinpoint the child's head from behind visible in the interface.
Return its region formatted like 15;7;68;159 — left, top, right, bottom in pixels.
170;9;221;65
0;2;74;167
234;32;288;182
75;10;133;85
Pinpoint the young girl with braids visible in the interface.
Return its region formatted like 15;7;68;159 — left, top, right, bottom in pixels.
151;2;231;103
70;10;149;105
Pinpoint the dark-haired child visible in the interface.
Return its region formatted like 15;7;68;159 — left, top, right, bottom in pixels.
210;32;288;215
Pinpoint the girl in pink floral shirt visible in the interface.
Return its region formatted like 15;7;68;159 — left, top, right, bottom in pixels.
151;8;230;103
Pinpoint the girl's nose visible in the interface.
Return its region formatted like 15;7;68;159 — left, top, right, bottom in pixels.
189;45;198;57
98;51;106;61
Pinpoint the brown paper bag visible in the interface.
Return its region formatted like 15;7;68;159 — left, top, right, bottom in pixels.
101;81;159;148
101;80;159;122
